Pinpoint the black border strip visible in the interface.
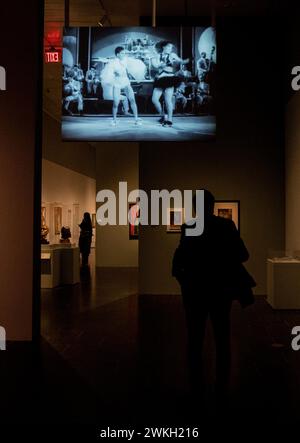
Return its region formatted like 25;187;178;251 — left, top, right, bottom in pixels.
32;0;45;344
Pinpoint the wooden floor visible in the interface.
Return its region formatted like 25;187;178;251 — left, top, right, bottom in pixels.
2;260;300;434
62;115;216;141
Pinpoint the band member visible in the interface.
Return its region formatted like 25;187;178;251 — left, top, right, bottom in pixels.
63;73;83;116
100;46;141;126
85;66;97;95
73;64;84;84
174;81;188;113
151;41;189;126
93;71;101;96
191;85;213;114
62;65;72;81
197;52;209;82
177;64;192;79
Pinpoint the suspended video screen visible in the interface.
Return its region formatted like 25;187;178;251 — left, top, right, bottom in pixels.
62;26;216;142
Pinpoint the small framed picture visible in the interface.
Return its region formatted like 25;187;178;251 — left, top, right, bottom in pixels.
214;200;240;231
92;213;97;229
167;208;184;233
53;206;62;235
129;203;139;240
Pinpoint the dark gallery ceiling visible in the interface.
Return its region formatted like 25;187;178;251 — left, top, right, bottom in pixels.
45;0;282;23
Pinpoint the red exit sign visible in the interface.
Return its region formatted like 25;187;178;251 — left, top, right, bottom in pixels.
45;50;61;63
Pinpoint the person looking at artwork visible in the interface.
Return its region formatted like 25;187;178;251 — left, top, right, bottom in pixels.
151;40;189;127
79;212;93;266
100;46;141;126
172;190;255;401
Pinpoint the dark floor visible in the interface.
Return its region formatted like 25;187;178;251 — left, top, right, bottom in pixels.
1;260;300;436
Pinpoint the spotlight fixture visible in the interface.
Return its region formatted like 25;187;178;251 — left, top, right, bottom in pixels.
97;0;112;26
98;15;107;27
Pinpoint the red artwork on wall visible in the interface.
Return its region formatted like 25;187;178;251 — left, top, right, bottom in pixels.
129;203;139;240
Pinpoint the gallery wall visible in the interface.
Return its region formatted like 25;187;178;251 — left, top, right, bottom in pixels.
285;89;300;251
285;7;300;252
95;143;139;267
43;113;96;179
0;0;40;340
42;159;96;244
139;18;285;295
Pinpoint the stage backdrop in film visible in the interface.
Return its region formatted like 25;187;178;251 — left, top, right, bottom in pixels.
62;26;216;142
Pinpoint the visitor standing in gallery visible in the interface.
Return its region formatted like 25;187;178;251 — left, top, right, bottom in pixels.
79;212;93;266
172;190;255;400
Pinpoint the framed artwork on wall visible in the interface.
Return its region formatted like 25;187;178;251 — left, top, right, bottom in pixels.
129;203;139;240
53;206;62;235
41;206;46;225
72;203;80;242
92;213;96;229
214;200;240;231
167;208;184;233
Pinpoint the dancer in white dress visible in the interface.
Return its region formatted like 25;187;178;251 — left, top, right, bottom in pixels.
101;46;141;126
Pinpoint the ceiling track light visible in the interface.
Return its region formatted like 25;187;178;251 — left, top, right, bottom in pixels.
97;0;112;26
98;15;107;27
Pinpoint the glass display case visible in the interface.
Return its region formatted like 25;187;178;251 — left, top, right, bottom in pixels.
267;251;300;309
268;250;300;262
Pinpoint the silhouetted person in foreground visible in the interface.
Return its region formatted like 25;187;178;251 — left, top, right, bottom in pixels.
79;212;93;266
172;190;255;399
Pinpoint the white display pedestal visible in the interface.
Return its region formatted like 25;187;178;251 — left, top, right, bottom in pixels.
267;258;300;309
41;248;60;289
41;244;80;288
